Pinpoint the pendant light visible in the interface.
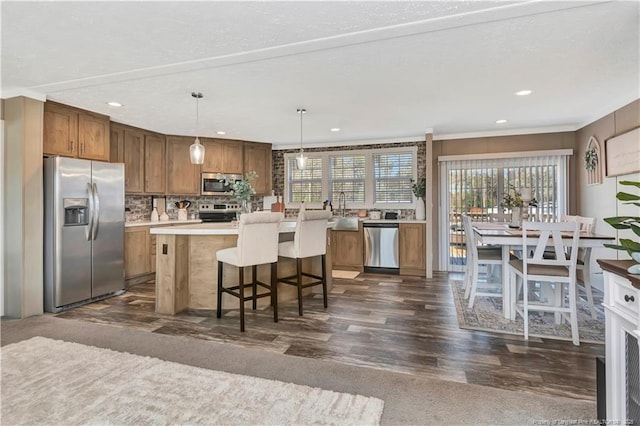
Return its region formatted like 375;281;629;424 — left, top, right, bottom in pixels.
189;92;205;165
296;108;307;170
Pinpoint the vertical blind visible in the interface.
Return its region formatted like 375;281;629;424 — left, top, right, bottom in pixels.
438;150;571;271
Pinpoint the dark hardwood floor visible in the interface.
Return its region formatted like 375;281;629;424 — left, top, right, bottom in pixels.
55;271;604;402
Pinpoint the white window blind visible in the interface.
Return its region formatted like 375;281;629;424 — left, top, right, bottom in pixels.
438;150;571;271
374;152;414;204
287;157;323;203
329;154;366;204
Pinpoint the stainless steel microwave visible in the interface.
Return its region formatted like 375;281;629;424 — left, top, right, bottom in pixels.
201;173;241;196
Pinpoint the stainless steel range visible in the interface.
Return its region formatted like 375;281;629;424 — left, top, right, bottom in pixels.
198;203;240;222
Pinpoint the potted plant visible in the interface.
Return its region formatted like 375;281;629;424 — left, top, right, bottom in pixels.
223;171;257;214
411;177;426;220
500;186;538;228
604;180;640;273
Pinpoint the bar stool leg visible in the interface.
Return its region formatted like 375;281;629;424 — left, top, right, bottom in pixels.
271;262;278;322
216;261;223;318
321;254;328;308
296;258;303;316
252;265;257;310
239;267;245;332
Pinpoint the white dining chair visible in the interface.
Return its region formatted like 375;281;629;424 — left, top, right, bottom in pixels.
509;220;581;345
278;210;332;316
462;214;503;308
558;215;598;319
216;211;284;332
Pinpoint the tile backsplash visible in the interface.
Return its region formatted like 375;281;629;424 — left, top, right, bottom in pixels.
125;195;264;222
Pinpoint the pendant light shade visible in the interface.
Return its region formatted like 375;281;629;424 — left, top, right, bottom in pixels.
190;92;205;165
296;108;307;170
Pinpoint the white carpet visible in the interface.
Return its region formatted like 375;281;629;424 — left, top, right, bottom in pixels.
1;337;384;425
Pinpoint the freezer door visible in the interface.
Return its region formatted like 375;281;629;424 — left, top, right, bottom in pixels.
91;161;125;297
44;157;92;311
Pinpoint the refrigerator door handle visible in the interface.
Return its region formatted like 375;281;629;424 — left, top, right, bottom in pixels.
86;182;94;241
92;182;100;240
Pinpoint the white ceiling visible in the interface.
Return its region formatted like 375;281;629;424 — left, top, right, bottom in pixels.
2;1;639;149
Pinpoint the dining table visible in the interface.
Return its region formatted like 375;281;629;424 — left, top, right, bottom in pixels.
472;222;615;319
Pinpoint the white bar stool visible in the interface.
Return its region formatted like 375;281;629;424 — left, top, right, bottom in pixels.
278;210;332;316
216;212;284;332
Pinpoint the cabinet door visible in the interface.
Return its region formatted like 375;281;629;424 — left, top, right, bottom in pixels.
78;112;110;161
43;103;77;157
399;223;426;276
223;140;244;174
125;227;150;278
144;133;166;194
166;136;201;195
201;138;224;173
110;124;125;163
331;228;364;270
243;142;272;195
123;129;145;193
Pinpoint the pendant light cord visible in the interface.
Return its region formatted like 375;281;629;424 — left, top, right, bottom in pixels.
298;108;306;153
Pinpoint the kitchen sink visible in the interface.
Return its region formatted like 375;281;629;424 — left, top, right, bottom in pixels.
332;216;359;231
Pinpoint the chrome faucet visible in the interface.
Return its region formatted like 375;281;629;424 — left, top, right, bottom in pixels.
338;191;346;217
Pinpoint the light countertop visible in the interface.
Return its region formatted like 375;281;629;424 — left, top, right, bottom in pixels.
149;220;336;236
125;219;202;228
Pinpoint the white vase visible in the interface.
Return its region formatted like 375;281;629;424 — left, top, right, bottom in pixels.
629;252;640;275
177;208;188;221
415;197;425;220
510;207;522;228
150;208;159;222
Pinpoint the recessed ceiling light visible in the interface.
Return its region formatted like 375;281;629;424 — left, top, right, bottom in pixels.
107;101;122;107
496;119;507;124
515;90;533;96
216;131;226;135
330;128;341;132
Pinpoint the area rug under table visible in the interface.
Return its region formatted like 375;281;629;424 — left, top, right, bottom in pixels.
1;337;384;425
450;280;605;344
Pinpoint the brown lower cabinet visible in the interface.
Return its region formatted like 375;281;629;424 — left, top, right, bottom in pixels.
399;223;426;276
124;224;171;283
331;223;364;272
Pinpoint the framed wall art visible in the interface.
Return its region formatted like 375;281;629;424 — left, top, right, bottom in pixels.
605;127;640;177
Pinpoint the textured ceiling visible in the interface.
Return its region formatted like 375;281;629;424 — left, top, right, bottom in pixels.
2;1;639;148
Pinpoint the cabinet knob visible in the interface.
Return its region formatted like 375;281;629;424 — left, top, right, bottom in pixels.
624;294;635;303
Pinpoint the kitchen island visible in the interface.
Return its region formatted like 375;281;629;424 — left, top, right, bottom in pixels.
150;222;332;314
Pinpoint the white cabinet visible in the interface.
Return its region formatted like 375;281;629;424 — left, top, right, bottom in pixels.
601;261;640;422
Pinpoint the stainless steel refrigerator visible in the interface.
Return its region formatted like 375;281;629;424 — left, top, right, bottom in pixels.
44;157;125;312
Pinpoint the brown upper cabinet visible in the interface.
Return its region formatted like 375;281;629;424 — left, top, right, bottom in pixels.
166;136;201;195
243;141;272;196
201;138;244;175
110;123;166;194
44;101;110;161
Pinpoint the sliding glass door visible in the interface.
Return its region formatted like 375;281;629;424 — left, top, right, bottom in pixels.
439;151;571;271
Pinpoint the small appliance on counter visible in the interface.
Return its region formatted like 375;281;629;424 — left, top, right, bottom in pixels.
384;211;398;220
369;210;381;220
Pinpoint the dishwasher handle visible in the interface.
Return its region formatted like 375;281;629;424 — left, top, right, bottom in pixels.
363;222;399;228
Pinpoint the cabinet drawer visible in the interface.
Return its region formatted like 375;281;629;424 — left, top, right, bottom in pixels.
610;273;640;324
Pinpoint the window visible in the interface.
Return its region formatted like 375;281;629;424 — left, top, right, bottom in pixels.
287;156;323;203
329;154;366;204
438;150;572;271
284;146;418;208
373;152;413;204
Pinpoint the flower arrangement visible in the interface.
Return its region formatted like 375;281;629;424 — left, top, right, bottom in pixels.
500;186;537;209
410;177;426;199
223;171;257;202
584;148;598;171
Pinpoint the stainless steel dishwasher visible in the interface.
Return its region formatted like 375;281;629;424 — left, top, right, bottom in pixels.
363;222;399;274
